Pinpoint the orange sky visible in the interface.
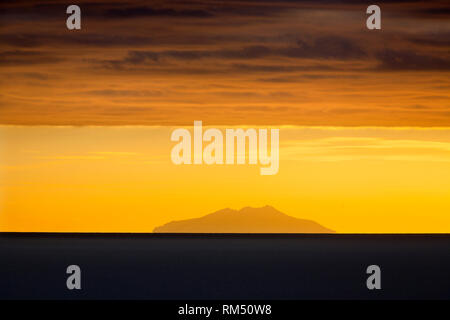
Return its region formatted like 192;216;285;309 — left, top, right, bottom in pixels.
0;1;449;232
1;125;450;233
0;0;449;126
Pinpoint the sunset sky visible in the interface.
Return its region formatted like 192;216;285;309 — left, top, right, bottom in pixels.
0;0;449;232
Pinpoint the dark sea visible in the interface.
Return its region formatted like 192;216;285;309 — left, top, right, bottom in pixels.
0;233;449;300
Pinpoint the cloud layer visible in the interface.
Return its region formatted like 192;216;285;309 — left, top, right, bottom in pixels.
0;0;449;126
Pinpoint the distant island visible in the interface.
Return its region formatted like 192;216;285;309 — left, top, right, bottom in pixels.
153;206;335;233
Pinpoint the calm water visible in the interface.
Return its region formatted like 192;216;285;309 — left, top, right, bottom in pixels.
0;233;449;299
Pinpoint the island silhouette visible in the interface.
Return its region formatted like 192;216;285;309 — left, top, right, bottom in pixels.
153;205;335;233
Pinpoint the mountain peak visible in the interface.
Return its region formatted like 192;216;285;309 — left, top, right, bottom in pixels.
153;206;335;233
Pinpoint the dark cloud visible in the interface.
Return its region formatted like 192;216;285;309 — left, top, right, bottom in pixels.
102;36;367;69
1;34;42;48
1;32;300;49
415;7;450;17
104;6;213;18
0;50;62;65
375;49;450;71
230;63;336;73
281;37;366;60
16;72;53;80
120;45;274;64
1;33;156;48
1;0;448;22
407;34;450;48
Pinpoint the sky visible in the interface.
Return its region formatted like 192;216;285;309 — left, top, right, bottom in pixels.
1;125;450;232
0;0;449;232
0;0;449;126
